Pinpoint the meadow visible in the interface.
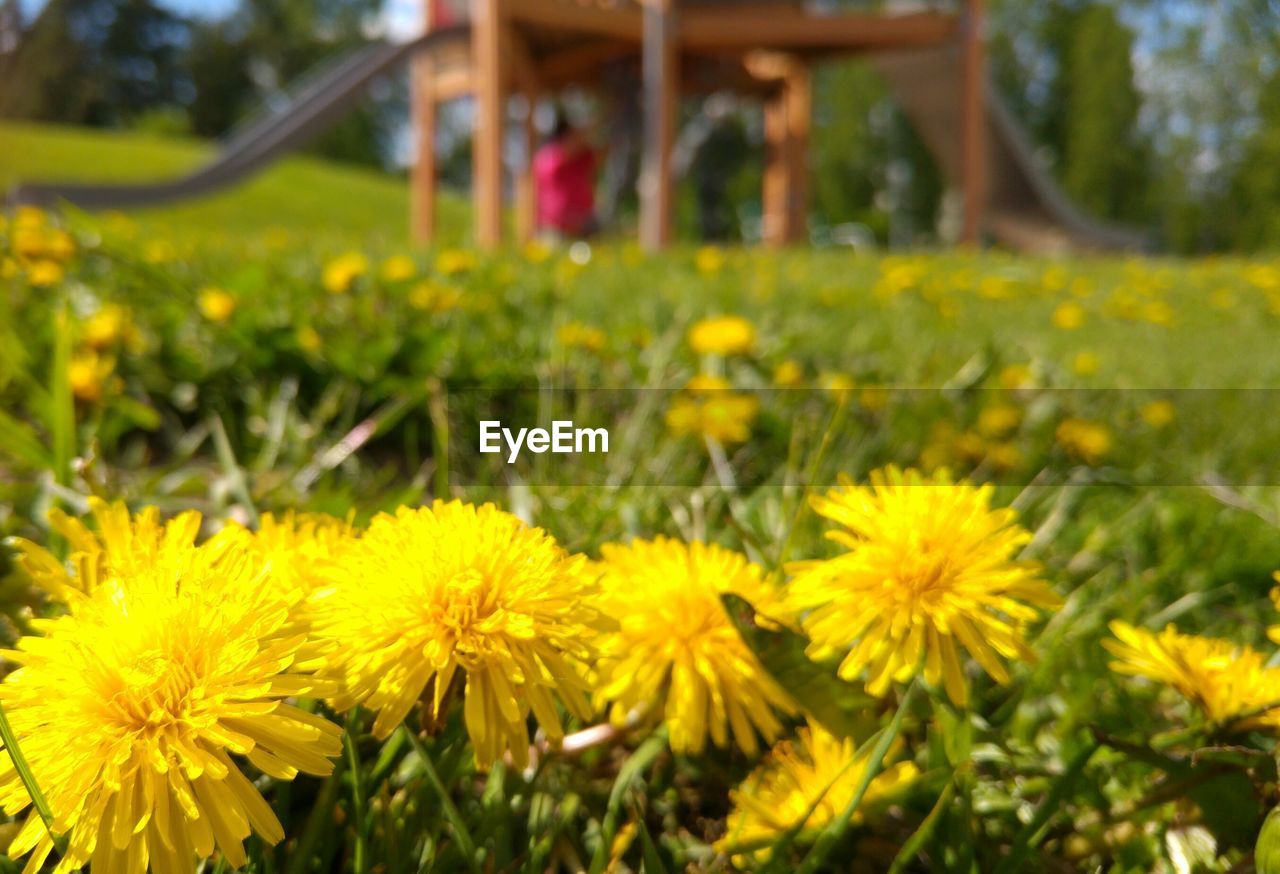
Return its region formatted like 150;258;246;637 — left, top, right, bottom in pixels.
3;122;1280;872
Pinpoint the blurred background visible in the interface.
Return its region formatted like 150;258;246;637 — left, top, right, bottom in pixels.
1;0;1278;252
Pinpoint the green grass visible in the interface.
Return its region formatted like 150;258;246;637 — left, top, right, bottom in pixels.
0;121;468;245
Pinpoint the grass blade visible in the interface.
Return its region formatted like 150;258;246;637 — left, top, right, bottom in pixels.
589;726;669;874
0;700;57;839
50;303;74;489
401;725;480;873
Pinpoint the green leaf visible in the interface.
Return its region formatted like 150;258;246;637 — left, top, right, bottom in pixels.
588;726;669;874
1257;806;1280;874
50;304;74;489
721;593;874;740
636;817;670;874
0;408;50;469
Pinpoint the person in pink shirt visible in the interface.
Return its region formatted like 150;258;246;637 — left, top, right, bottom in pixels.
534;116;600;239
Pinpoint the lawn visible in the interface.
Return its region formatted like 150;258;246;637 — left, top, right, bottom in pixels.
0;121;468;245
2;123;1280;873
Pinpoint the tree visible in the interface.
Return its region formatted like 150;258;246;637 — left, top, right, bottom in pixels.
1058;3;1152;222
1227;67;1280;250
0;0;188;126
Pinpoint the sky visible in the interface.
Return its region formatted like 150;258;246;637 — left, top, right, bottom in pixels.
17;0;423;39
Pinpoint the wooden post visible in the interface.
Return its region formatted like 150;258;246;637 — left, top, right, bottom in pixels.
473;0;507;248
762;85;787;247
785;62;811;244
410;0;437;243
515;93;538;245
761;58;810;247
639;0;677;251
960;0;987;246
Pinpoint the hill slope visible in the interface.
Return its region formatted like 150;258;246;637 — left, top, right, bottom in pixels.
0;122;468;244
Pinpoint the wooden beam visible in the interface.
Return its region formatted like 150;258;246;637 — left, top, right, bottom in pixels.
410;0;437;243
536;39;635;88
472;0;507;248
432;67;474;101
504;0;642;41
680;8;957;52
960;0;987;246
639;0;677;250
507;22;542;93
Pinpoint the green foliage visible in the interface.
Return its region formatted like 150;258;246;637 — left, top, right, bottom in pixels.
1058;4;1152;222
0;0;188;126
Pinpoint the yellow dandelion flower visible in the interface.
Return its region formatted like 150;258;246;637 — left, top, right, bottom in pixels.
773;359;803;388
1056;418;1112;464
434;248;476;276
308;501;599;767
1052;301;1086;330
297;326;322;353
379;254;416;282
81;304;131;349
12;205;47;229
67;350;115;403
1105;621;1280;728
998;363;1034;390
213;512;356;603
821;373;856;402
11;499;210;608
685;373;732;394
664;392;759;444
1140;399;1176;429
522;240;552;263
1267;573;1280;646
1140;300;1174;327
197;287;236;323
718;723;918;864
694;245;725;275
592;538;795;756
25;259;64;287
1071;351;1100;377
407;281;462;314
785;467;1061;706
555;321;607;353
321;252;368;294
977;403;1021;439
987;441;1023;472
0;512;341;873
688;315;755;356
42;228;76;262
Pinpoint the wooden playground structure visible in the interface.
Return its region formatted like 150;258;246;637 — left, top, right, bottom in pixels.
411;0;988;250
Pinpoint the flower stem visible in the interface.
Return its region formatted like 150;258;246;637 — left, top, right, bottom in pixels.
0;699;56;837
343;713;367;874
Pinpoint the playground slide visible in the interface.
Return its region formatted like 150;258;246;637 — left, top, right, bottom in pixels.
7;25;469;211
871;45;1150;252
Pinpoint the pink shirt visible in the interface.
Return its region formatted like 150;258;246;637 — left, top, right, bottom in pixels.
534;142;597;235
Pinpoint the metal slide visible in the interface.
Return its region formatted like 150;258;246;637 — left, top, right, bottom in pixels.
7;25;469;211
872;45;1150;252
